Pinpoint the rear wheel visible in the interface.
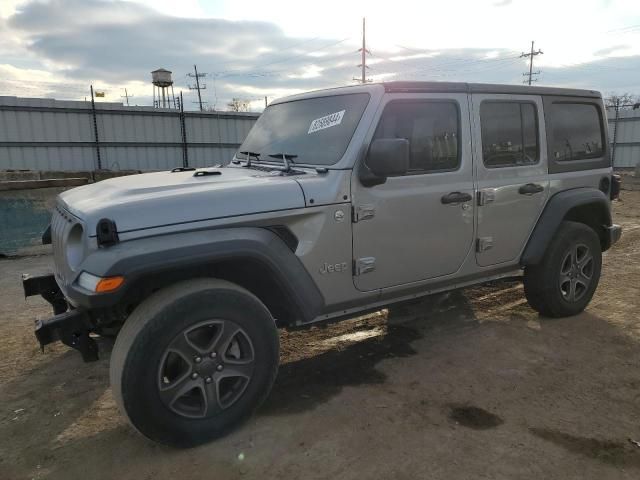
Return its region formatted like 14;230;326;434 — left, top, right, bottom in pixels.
110;279;279;447
524;221;602;318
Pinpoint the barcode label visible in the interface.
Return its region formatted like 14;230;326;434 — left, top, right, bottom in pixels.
308;110;346;134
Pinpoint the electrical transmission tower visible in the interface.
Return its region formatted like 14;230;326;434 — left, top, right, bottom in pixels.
353;17;371;84
521;41;543;85
187;64;207;111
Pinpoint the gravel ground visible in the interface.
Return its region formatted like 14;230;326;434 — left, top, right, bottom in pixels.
0;192;639;480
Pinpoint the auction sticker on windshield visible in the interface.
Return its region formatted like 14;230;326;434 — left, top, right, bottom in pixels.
308;110;346;134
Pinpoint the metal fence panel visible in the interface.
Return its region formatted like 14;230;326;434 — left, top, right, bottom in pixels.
607;106;640;169
0;96;259;172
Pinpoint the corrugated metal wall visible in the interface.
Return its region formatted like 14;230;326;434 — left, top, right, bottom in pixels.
607;106;640;169
0;96;259;171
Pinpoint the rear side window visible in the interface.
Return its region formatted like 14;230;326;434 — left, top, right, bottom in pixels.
548;103;604;162
480;101;539;167
373;101;460;174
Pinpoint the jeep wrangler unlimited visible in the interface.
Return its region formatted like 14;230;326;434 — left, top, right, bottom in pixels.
23;82;621;447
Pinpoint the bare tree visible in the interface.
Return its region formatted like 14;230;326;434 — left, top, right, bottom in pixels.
226;98;251;112
605;93;640;109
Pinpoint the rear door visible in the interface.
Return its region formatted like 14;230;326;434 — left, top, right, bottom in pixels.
471;94;549;266
351;93;475;292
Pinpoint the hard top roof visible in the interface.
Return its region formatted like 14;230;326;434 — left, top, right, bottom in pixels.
272;81;601;104
382;81;601;98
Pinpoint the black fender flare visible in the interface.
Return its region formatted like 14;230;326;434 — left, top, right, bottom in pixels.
68;227;324;324
520;188;612;266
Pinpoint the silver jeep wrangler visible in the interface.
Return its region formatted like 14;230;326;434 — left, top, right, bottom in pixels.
23;81;622;447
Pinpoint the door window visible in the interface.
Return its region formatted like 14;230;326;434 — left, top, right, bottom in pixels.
372;101;460;174
480;101;539;167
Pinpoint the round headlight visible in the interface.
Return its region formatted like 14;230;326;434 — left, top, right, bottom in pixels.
65;224;85;271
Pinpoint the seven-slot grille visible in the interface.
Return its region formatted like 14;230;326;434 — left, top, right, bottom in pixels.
51;204;79;290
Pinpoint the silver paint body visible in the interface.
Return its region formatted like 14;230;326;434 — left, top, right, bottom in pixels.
54;83;610;323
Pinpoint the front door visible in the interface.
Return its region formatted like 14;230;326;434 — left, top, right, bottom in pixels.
351;93;475;292
471;94;549;266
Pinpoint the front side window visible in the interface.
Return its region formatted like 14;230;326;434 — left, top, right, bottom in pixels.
480;101;539;168
237;93;370;166
372;101;460;174
549;102;604;161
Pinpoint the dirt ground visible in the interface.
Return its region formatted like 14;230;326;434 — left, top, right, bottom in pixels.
1;192;639;480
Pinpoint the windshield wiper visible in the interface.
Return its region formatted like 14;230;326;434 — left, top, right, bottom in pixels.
268;152;298;172
239;151;260;167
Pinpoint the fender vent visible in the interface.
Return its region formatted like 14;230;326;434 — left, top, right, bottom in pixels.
96;218;119;247
267;226;299;252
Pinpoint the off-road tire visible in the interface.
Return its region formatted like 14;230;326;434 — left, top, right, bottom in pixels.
524;221;602;318
110;278;279;448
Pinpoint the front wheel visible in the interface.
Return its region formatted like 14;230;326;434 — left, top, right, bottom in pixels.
524;221;602;318
110;279;279;447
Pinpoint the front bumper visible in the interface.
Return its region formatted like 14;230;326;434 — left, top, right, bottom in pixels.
23;273;98;362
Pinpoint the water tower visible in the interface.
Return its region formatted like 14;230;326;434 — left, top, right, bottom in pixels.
151;68;177;108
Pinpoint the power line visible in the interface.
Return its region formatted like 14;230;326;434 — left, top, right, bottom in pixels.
603;23;640;34
211;50;357;80
521;41;543;85
370;52;522;80
394;45;522;66
370;49;522;73
213;37;352;76
187;64;207;111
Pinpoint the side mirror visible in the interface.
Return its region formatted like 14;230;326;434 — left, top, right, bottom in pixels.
365;138;410;178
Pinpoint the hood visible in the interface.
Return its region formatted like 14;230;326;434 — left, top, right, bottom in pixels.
59;166;305;235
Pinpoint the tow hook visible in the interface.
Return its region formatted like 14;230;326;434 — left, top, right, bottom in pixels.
34;310;99;362
23;273;98;362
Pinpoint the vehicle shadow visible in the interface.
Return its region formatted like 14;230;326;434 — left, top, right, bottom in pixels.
261;290;478;416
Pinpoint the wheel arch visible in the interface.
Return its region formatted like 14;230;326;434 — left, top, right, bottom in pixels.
521;187;613;266
75;227;325;327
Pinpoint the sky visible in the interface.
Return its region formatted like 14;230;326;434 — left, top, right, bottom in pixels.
0;0;639;111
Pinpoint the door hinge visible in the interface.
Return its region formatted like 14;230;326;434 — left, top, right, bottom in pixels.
352;204;375;223
354;257;376;276
477;189;496;206
476;237;494;253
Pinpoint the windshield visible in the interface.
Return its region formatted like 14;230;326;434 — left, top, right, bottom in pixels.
237;93;370;166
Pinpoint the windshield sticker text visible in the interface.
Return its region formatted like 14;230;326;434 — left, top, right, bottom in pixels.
308;110;346;134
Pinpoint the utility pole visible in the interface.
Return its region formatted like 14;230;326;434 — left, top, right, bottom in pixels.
521;41;543;85
187;64;207;111
120;88;133;106
90;85;102;170
353;17;371;84
265;96;268;109
611;98;621;166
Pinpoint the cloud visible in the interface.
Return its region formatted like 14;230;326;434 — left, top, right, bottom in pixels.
492;0;513;6
2;0;640;109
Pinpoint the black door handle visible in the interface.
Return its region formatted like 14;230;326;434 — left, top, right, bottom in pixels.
441;191;472;204
519;183;544;195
